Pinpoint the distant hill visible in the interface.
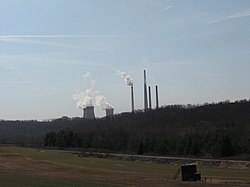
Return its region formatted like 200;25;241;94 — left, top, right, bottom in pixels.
1;99;250;159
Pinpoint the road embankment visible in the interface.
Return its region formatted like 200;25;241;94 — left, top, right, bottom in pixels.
78;151;250;169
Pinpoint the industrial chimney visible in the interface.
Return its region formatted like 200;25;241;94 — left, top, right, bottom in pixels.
131;85;134;112
144;70;148;111
156;85;159;109
148;86;152;109
105;108;114;117
83;106;95;119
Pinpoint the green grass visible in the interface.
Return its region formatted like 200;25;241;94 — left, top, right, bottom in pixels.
2;146;178;174
199;166;250;178
4;146;250;179
0;173;115;187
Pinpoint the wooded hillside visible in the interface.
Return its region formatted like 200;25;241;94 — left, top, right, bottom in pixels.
1;100;250;159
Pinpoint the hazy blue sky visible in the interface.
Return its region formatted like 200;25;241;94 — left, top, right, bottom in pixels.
0;0;250;120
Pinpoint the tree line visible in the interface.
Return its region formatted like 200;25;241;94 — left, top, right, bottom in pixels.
44;100;250;158
1;99;250;158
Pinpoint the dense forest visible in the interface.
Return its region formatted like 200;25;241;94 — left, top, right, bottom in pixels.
1;100;250;159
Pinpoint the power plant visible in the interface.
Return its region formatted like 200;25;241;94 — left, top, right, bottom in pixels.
83;106;95;119
76;70;160;119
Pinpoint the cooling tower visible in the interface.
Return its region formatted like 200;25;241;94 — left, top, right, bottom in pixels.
105;108;114;117
83;106;95;119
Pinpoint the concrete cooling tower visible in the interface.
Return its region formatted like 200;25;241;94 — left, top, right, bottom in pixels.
105;108;114;117
83;106;95;119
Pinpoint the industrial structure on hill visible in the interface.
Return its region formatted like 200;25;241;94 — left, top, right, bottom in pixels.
143;70;159;111
82;70;160;119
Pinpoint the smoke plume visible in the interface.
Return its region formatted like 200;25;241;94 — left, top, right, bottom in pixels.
73;80;96;109
83;72;91;80
115;69;133;86
73;72;113;110
95;95;113;110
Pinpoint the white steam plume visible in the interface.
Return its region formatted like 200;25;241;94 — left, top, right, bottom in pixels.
73;72;113;110
73;73;96;109
115;69;133;86
95;95;113;110
73;89;93;109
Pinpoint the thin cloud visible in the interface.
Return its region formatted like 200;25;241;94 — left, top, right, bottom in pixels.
144;0;166;6
0;61;25;77
0;53;114;68
0;34;120;38
147;60;196;65
209;8;250;24
0;62;17;71
164;5;173;11
0;36;117;52
144;0;174;11
0;80;42;85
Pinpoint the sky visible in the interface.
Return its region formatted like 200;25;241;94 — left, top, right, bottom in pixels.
0;0;250;120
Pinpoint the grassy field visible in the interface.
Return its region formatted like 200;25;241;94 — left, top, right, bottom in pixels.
0;174;114;187
0;145;250;187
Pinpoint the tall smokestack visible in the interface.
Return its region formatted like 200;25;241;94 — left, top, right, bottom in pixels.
131;85;134;112
156;85;159;109
83;106;95;119
115;69;134;113
148;86;152;109
144;70;148;111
